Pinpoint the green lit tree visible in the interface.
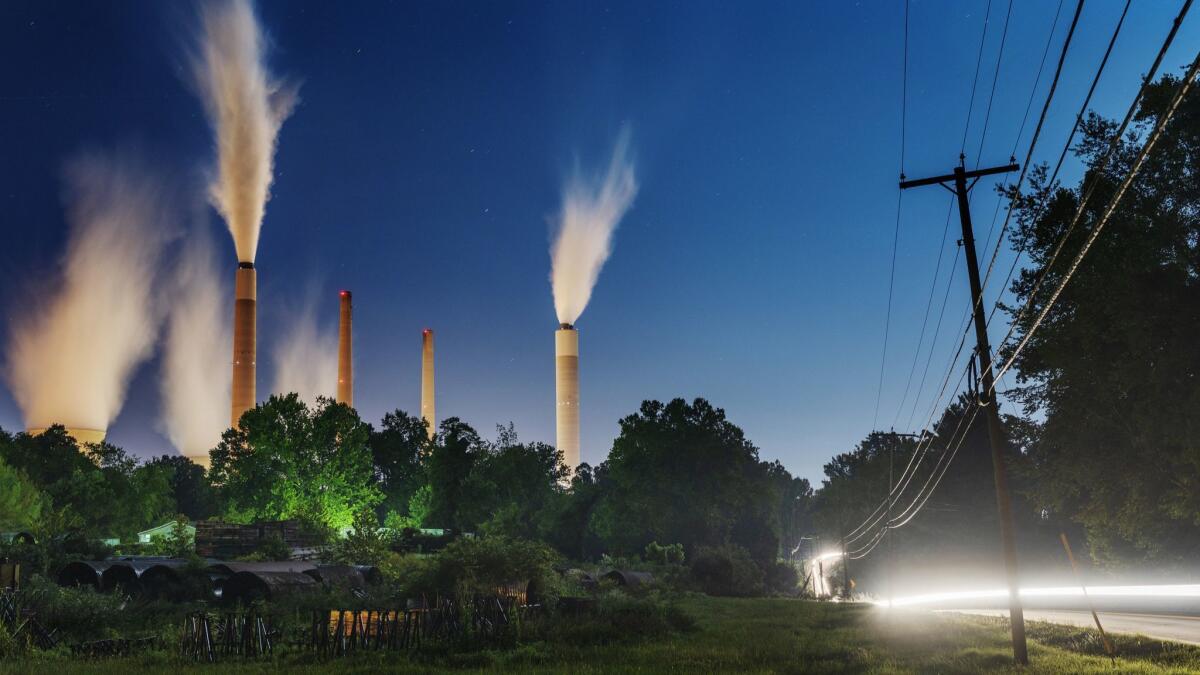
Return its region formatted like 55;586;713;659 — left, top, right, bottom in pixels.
209;394;381;531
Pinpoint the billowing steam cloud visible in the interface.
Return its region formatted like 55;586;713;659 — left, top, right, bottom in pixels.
194;0;297;263
550;129;638;325
161;234;231;458
6;152;173;434
271;303;337;406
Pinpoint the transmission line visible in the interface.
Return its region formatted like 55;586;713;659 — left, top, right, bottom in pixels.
986;0;1135;330
994;44;1200;386
871;0;911;431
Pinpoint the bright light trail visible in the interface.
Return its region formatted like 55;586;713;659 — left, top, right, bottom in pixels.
875;584;1200;608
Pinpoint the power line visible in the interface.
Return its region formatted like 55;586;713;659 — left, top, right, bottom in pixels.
972;0;1015;167
911;0;1064;424
979;0;1067;266
890;197;955;429
871;0;912;430
986;0;1134;330
844;326;976;546
976;0;1086;297
995;44;1200;386
990;0;1194;376
854;0;1198;560
890;0;1015;431
961;0;996;154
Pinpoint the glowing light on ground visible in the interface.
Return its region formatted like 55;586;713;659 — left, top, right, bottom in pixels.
874;584;1200;608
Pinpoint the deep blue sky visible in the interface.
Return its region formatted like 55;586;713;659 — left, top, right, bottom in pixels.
1;1;1196;483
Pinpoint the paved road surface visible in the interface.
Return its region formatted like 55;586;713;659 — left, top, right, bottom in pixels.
948;609;1200;645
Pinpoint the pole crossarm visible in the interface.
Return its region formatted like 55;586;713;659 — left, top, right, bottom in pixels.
899;163;1019;190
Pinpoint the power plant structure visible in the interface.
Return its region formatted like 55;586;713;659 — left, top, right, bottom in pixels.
337;291;353;407
421;329;435;439
230;262;257;428
555;323;580;470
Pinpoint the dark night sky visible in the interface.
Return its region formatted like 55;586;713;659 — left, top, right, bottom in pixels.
0;0;1195;482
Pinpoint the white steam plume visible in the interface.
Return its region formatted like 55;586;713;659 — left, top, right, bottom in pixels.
6;152;173;433
271;303;337;406
194;0;297;263
161;233;231;459
550;129;638;325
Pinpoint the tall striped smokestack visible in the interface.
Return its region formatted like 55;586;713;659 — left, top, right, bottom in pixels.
555;324;580;469
421;329;435;440
230;262;256;427
337;291;353;407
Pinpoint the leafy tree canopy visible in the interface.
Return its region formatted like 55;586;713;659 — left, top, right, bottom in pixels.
209;394;381;531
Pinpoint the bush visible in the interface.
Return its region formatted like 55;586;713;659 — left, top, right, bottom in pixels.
425;536;560;601
329;509;391;565
688;544;764;597
532;590;694;645
379;552;437;599
763;560;799;596
644;541;685;565
19;575;129;642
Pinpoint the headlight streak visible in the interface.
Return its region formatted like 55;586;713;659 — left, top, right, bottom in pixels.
874;584;1200;608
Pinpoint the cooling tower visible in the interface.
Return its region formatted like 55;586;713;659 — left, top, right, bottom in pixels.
231;262;256;427
421;329;435;440
555;324;580;470
27;427;106;446
337;291;353;407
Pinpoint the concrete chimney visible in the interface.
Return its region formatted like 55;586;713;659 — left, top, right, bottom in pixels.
337;291;353;407
421;329;435;439
555;324;580;470
230;262;256;428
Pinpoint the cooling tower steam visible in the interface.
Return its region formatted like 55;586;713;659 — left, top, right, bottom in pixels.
271;302;337;406
549;129;638;325
6;152;173;439
194;0;297;263
162;234;231;467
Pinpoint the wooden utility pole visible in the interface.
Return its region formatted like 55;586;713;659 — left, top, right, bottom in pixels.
900;156;1028;665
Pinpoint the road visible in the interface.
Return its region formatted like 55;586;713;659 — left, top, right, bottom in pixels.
946;609;1200;645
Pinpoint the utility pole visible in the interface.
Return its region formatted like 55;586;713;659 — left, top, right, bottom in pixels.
880;430;921;607
900;156;1028;665
841;547;851;601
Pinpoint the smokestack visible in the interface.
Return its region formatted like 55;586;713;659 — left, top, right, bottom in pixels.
555;324;580;470
421;329;435;440
337;291;353;407
231;262;256;427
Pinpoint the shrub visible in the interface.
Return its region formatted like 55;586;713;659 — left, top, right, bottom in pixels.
427;536;560;600
533;590;694;645
763;559;799;596
19;575;129;642
644;541;685;565
688;544;764;597
379;551;437;599
329;509;392;565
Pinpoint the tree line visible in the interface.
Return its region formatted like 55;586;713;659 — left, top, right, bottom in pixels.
0;396;812;588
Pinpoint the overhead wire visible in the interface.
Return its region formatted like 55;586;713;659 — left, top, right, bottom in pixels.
845;0;1081;552
986;0;1134;330
889;0;1013;431
870;0;912;431
994;42;1200;386
852;3;1200;556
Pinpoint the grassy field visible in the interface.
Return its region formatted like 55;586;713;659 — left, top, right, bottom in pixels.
5;596;1200;673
